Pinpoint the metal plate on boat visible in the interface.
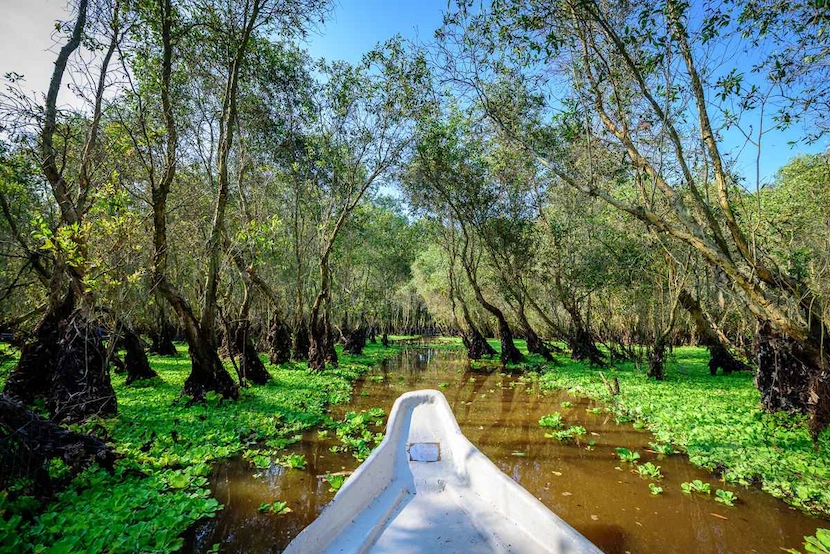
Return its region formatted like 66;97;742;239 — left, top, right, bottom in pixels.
408;442;440;462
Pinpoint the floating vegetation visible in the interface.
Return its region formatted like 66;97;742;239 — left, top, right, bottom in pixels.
545;425;586;442
325;474;347;492
637;462;663;480
681;480;711;495
258;501;292;515
538;413;564;429
715;489;738;506
615;447;641;463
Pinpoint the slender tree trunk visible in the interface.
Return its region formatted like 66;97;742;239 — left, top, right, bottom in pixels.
459;254;523;364
150;295;178;356
458;295;496;359
293;319;310;361
151;0;238;403
515;299;553;361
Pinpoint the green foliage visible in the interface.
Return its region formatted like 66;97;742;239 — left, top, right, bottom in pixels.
637;462;663;480
649;483;663;496
715;489;739;506
545;425;586;442
325;473;347;492
586;407;604;415
681;480;712;495
330;407;386;461
258;501;292;515
785;529;830;554
278;454;307;470
3;342;400;552
540;347;830;515
560;401;573;409
648;441;674;456
538;412;563;428
615;447;641;463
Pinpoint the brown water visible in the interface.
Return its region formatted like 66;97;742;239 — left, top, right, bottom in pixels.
184;347;826;553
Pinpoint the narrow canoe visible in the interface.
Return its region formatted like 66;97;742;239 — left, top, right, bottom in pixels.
284;389;602;554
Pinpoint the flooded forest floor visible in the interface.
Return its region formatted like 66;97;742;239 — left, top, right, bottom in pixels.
2;337;829;553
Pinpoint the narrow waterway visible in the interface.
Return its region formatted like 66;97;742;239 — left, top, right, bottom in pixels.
185;347;825;553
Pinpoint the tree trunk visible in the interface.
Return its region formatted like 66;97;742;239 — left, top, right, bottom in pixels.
516;302;553;361
233;322;270;385
563;300;606;366
267;316;292;365
150;302;178;356
0;393;117;491
181;326;239;403
458;297;496;359
4;293;75;405
647;337;667;381
755;321;813;413
308;318;328;371
381;332;389;347
344;325;367;355
293;320;310;361
5;293;117;423
151;2;237;404
51;310;116;422
678;290;750;375
459;249;522;365
121;325;157;384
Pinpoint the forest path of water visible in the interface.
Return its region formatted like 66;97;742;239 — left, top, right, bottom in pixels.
184;347;824;553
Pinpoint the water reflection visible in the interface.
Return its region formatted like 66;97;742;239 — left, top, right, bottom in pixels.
184;347;825;553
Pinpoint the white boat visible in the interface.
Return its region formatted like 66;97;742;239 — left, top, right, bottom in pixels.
284;389;602;554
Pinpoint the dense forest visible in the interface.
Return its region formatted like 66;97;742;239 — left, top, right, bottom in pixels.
0;0;828;552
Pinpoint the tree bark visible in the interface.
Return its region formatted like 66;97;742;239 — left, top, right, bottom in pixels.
292;319;310;361
150;297;178;356
267;315;292;365
150;0;238;403
0;394;117;490
121;324;157;384
678;289;750;375
458;236;523;365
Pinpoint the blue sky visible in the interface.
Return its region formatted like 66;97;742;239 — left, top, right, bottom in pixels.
305;0;448;64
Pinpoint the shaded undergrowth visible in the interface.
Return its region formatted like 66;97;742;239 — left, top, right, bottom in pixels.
0;340;402;553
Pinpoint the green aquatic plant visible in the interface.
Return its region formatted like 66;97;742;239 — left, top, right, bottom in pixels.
785;528;830;554
681;480;711;495
636;462;663;480
615;447;641;463
538;346;830;516
278;454;307;470
649;483;663;495
545;425;586;441
538;412;564;429
325;473;347;492
586;407;604;415
560;401;573;409
648;441;674;455
715;489;738;506
258;501;292;515
332;408;387;461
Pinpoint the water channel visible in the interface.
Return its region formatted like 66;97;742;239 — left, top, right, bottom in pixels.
185;346;825;553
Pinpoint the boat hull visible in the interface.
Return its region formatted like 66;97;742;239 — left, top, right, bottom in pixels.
284;389;602;553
